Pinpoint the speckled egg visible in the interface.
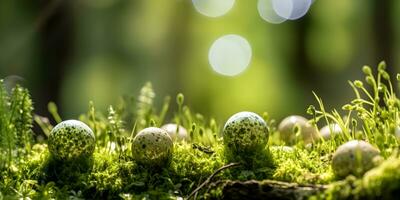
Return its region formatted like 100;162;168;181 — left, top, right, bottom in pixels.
332;140;381;178
161;123;190;142
48;120;95;160
270;145;294;153
278;115;318;145
132;127;173;167
319;124;342;140
395;126;400;141
223;112;269;155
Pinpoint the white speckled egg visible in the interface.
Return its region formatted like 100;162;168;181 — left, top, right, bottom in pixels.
223;112;269;155
278;115;318;145
270;145;294;153
48;120;95;160
161;123;189;142
319;124;342;140
132;127;173;167
395;126;400;141
332;140;381;178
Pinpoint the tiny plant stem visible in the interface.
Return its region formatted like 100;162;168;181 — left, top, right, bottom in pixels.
33;115;51;136
48;102;62;123
374;72;382;115
130;120;137;139
158;96;170;126
312;92;331;133
349;81;361;99
360;87;375;105
184;106;193;128
354;99;374;106
177;93;184;129
388;77;394;97
89;101;97;136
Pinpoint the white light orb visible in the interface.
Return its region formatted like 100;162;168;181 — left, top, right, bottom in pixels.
272;0;312;20
192;0;235;17
272;0;294;20
208;34;252;76
257;0;289;24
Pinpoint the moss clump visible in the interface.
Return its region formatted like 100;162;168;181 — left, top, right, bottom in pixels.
361;155;400;198
271;146;334;184
312;155;400;200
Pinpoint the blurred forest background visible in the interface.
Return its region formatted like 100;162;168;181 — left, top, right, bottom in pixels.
0;0;399;123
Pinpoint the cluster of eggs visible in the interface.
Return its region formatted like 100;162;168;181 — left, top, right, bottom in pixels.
48;112;384;178
276;115;383;178
48;120;189;167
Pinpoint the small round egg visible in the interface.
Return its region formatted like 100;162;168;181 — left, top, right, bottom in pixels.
270;145;294;153
332;140;381;178
161;123;190;142
48;120;96;160
395;126;400;141
278;115;318;145
319;123;342;140
223;112;269;156
132;127;173;167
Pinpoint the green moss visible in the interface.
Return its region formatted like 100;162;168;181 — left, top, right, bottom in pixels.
271;147;334;184
3;62;400;199
312;155;400;200
361;155;400;198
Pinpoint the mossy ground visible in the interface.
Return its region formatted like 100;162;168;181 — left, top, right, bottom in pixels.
2;62;400;199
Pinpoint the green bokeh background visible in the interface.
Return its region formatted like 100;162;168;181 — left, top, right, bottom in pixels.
0;0;399;123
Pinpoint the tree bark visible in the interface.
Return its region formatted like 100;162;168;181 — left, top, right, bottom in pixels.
35;0;73;116
373;0;394;73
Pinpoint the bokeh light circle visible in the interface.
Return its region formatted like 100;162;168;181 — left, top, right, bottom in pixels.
272;0;294;20
272;0;312;20
192;0;235;17
257;0;289;24
208;34;252;76
287;0;312;20
4;75;25;93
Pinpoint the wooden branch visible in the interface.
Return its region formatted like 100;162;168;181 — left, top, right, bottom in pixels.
211;180;328;200
186;163;241;200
